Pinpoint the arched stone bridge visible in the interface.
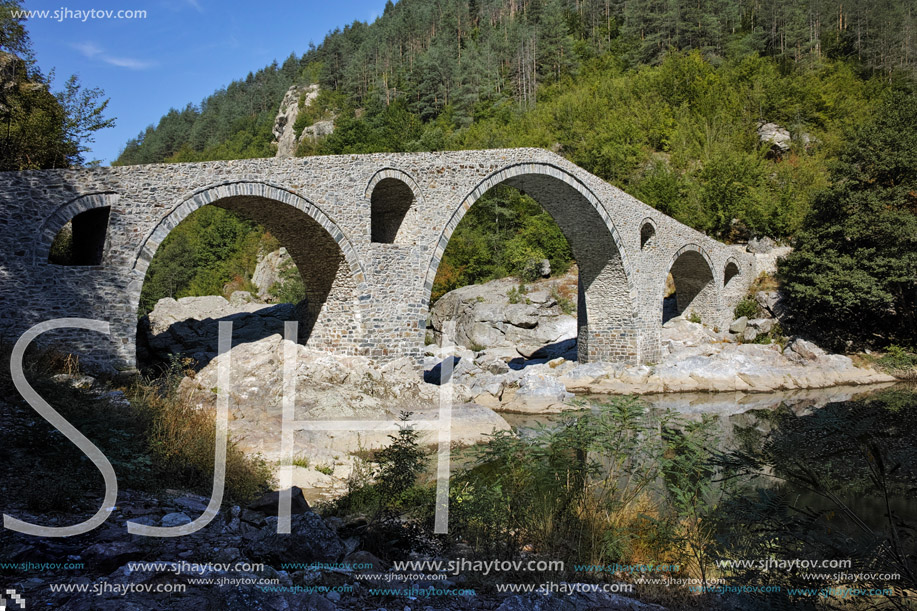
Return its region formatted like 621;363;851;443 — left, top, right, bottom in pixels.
0;148;755;371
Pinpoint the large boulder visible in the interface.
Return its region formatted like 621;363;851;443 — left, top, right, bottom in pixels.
245;512;345;563
757;122;792;155
429;272;578;357
177;334;511;461
142;295;296;365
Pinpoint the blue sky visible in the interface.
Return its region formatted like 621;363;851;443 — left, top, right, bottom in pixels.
24;0;390;165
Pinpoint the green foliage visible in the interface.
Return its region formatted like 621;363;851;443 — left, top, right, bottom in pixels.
268;257;306;304
138;207;272;315
551;285;576;315
0;3;114;169
877;345;917;373
687;311;702;324
0;343;271;508
449;398;720;572
506;282;528;305
733;298;758;320
289;454;310;469
433;187;573;299
375;411;428;505
779;89;917;350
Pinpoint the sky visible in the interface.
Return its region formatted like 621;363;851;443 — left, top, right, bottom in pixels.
23;0;390;165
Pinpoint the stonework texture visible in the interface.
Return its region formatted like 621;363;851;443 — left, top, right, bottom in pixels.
0;148;755;371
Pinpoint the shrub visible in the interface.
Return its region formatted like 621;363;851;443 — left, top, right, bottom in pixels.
375;411;428;505
733;298;758;320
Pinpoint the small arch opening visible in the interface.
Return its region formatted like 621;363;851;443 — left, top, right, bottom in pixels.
724;260;740;286
663;249;715;324
48;206;111;265
371;177;414;243
640;221;656;249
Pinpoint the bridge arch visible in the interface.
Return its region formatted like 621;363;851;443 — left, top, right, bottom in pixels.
35;193;118;266
365;168;424;245
422;163;641;364
128;181;369;357
662;244;718;324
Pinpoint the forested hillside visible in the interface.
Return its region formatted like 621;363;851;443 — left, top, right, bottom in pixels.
122;0;917;347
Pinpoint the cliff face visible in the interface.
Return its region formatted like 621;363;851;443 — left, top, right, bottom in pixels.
271;83;331;157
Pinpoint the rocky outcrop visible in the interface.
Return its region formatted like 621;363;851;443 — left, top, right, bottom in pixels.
429;273;577;359
271;83;333;157
251;247;294;301
272;84;318;157
141;295;296;365
757;121;813;158
422;315;895;413
178;334;511;491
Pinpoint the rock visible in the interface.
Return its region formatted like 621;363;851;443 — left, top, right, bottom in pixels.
160;512;191;528
729;317;748;333
272;84;318;158
501;370;573;413
429;270;578;357
751;246;793;277
290;466;334;489
251;247;295;301
787;338;826;361
172;494;209;514
757;121;791;155
748;318;774;335
743;327;759;342
228;290;254;305
79;542;144;572
538;258;551;277
755;290;788;320
248;487;311;516
746;236;777;254
301;119;334;141
344;550;388;571
245;512;345;563
478;357;511;375
143;296;297;364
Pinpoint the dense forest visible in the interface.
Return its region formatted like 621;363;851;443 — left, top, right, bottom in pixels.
115;0;916;347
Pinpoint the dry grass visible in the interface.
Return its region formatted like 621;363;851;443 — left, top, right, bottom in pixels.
750;271;780;293
127;377;274;504
0;340;272;507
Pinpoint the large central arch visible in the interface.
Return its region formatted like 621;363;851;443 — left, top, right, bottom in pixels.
125;182;369;363
422;163;641;364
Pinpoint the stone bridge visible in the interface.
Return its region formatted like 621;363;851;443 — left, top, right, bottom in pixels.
0;148;755;372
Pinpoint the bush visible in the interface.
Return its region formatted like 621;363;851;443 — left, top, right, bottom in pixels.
733;298;758;320
375;411;428;505
449;397;720;577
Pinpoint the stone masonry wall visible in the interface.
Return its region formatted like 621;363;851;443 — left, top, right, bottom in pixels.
0;149;755;372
